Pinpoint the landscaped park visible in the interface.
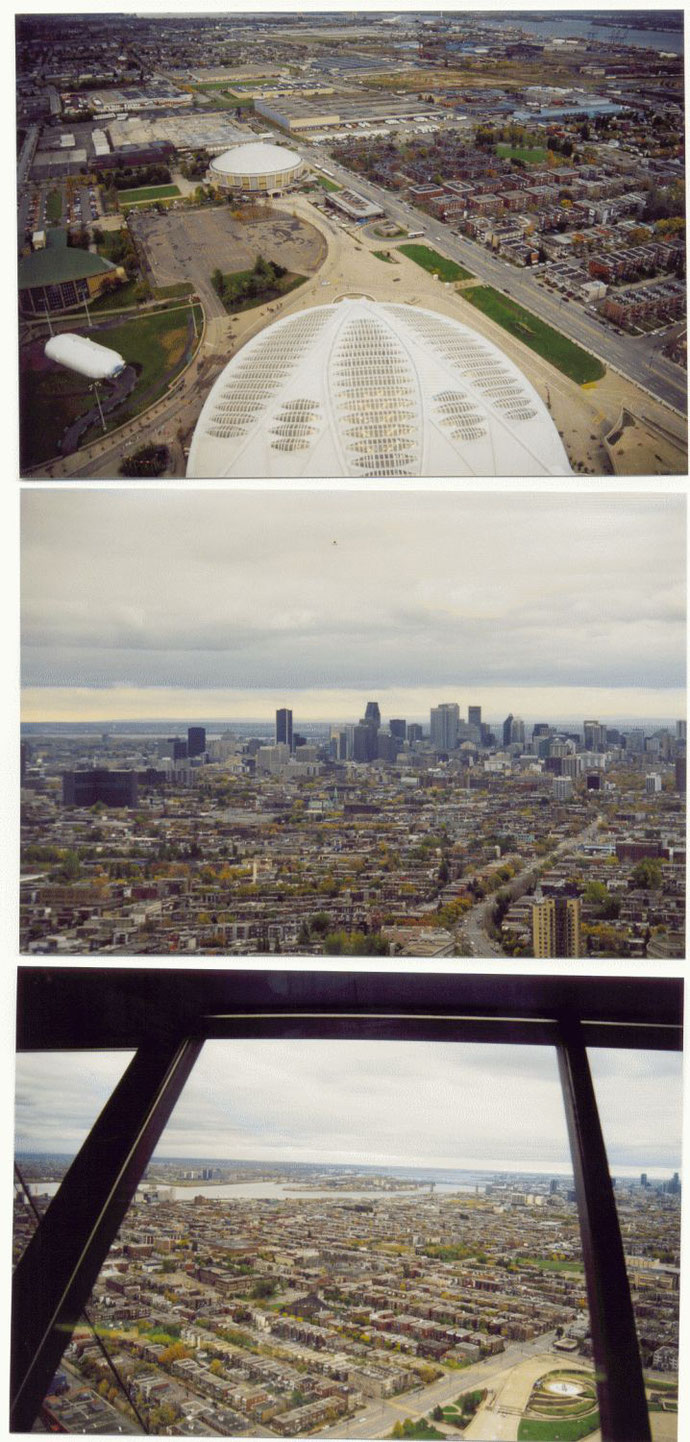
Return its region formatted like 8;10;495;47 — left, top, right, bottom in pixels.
517;1369;599;1441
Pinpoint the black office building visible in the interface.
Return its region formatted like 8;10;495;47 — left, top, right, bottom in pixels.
187;726;206;758
276;708;293;751
62;769;139;808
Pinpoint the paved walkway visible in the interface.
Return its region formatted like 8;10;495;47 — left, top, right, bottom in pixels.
465;1354;594;1441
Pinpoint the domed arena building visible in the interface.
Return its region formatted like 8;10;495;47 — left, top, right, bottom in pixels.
187;299;571;478
208;140;305;195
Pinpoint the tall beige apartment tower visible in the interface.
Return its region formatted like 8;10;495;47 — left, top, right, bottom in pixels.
532;896;581;958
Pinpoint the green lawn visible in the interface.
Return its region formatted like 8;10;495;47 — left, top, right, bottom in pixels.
100;305;201;405
312;174;341;192
21;305;201;469
117;184;181;204
89;278;142;312
153;281;194;299
397;243;474;282
373;249;396;263
518;1413;599;1441
45;189;62;222
496;143;548;165
463;286;605;384
518;1256;585;1273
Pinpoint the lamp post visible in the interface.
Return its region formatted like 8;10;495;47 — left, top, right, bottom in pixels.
92;380;106;433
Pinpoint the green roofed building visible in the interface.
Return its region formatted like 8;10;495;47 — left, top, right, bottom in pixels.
18;229;125;315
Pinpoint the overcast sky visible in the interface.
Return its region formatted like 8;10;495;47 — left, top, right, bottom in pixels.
21;489;685;723
13;1039;682;1175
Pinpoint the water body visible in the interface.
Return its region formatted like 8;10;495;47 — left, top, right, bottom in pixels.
486;14;683;56
28;1179;475;1202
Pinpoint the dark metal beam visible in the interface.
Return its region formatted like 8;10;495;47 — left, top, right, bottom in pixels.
16;968;683;1052
11;1036;203;1433
557;1023;651;1442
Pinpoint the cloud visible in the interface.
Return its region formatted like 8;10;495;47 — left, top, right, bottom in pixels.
21;491;686;700
14;1041;682;1172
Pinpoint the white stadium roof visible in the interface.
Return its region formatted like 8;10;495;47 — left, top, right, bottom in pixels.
209;140;302;179
187;299;572;478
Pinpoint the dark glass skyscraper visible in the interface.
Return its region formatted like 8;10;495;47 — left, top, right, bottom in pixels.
276;708;293;751
187;726;206;758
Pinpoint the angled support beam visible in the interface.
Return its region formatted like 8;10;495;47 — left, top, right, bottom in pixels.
11;1036;203;1433
557;1023;651;1442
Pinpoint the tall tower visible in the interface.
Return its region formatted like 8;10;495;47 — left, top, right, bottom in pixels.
430;703;459;752
532;896;581;957
276;708;293;752
364;701;381;729
187;726;206;759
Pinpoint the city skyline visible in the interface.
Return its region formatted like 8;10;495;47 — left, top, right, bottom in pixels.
14;1038;683;1172
21;489;686;723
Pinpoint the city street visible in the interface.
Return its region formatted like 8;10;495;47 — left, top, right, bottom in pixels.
309;1332;560;1439
460;818;602;957
300;145;688;418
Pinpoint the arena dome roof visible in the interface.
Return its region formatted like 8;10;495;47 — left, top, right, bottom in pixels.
209;141;303;185
186;298;572;478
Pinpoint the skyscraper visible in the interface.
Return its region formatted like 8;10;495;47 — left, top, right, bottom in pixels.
503;715;524;747
584;719;607;752
276;708;293;752
364;701;381;729
430;703;459;752
353;722;377;762
187;726;206;759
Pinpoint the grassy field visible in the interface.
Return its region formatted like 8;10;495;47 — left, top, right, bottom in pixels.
518;1257;585;1274
496;143;548;165
518;1413;599;1441
20;306;201;469
101;306;201;405
89;280;194;313
463;286;605;383
397;243;474;282
45;189;62;222
193;84;254;109
373;250;396;263
117;184;181;204
312;174;341;192
90;279;142;312
152;281;194;299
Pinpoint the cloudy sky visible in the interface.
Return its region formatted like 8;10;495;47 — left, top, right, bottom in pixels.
21;489;685;724
14;1038;682;1176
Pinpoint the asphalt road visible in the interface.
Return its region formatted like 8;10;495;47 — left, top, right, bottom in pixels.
460;819;602;958
309;1330;559;1439
301;145;688;419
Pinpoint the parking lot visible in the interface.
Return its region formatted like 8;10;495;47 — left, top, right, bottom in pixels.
129;206;327;319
